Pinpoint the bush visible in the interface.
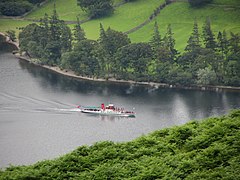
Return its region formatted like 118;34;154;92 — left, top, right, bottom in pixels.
196;67;217;85
0;0;33;16
188;0;213;7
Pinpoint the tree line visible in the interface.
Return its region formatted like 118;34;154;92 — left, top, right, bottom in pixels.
19;8;240;87
0;0;45;16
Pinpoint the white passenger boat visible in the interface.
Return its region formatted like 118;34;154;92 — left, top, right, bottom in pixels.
77;103;135;117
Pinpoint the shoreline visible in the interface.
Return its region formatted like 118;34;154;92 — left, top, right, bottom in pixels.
16;54;240;92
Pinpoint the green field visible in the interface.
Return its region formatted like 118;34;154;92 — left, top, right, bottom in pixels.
0;0;239;51
129;1;240;51
0;19;32;35
80;0;165;40
26;0;87;21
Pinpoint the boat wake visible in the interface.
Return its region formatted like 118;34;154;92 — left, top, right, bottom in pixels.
0;92;81;115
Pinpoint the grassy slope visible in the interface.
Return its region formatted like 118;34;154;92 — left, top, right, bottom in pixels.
0;19;31;35
0;0;163;39
0;0;239;51
71;0;164;40
26;0;87;21
129;1;240;51
0;110;240;179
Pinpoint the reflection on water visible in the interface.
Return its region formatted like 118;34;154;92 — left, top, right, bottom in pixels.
0;52;239;168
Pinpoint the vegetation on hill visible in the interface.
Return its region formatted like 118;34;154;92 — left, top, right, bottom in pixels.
0;0;45;16
77;0;114;19
0;0;239;51
19;7;240;87
129;1;240;51
188;0;213;7
0;110;239;179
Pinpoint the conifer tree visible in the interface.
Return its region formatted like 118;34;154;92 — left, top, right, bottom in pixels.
185;19;201;52
222;30;229;55
217;31;228;58
98;23;108;49
39;13;49;48
202;17;216;50
49;3;62;41
165;24;178;60
98;23;110;77
229;32;240;54
150;21;164;61
73;17;86;42
150;21;163;50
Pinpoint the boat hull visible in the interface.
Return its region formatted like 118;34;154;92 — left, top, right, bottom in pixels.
81;109;135;117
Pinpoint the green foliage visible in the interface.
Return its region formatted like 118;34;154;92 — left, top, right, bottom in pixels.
1;110;239;179
27;0;45;4
19;6;71;65
6;30;16;42
202;17;217;50
114;42;152;80
0;0;35;16
196;67;217;85
73;18;86;43
61;39;100;77
185;19;201;52
18;7;240;86
77;0;114;19
188;0;213;7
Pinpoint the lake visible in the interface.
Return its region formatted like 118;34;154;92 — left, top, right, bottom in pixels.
0;52;239;168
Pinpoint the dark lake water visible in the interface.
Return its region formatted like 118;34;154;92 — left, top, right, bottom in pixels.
0;52;239;168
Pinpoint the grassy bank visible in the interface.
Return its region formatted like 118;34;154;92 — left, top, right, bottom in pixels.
0;110;240;179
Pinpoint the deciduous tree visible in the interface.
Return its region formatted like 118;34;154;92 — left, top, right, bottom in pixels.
77;0;114;19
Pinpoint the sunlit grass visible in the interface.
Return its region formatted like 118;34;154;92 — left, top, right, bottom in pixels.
0;0;239;52
0;19;32;35
26;0;87;21
212;0;240;5
129;2;240;51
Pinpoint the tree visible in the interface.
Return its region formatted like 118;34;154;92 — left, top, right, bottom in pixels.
196;67;217;85
45;4;72;64
115;43;152;80
185;20;201;52
19;5;72;65
0;0;33;16
202;17;216;50
6;30;16;42
164;24;178;60
73;17;86;43
217;30;229;58
19;23;44;57
98;24;131;77
60;25;72;52
49;4;62;42
105;27;131;56
39;13;49;48
77;0;114;19
150;21;163;50
150;21;164;60
27;0;45;4
228;32;240;54
223;60;240;86
188;0;213;7
61;40;100;77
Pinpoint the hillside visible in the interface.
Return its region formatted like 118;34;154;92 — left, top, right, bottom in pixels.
0;0;239;51
0;110;240;179
129;0;240;51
